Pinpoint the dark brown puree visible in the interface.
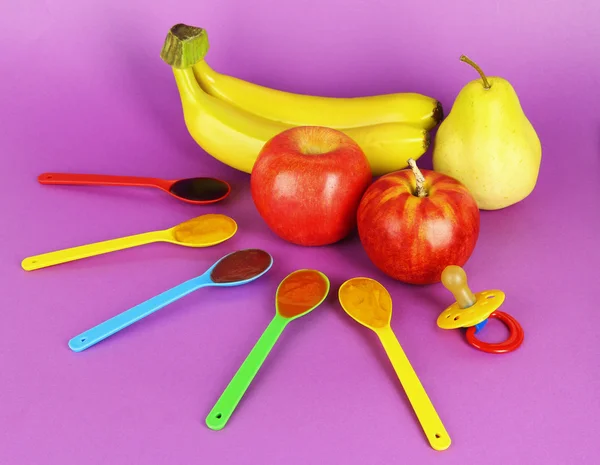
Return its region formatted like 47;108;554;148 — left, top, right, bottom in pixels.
169;178;229;201
210;249;272;283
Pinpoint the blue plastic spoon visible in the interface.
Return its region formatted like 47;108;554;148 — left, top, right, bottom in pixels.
68;249;273;352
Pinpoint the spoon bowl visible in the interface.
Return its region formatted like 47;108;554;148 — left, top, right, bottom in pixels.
338;277;392;330
38;172;231;205
206;269;330;430
167;177;231;204
68;249;273;352
276;269;331;320
339;277;451;451
21;213;237;271
168;214;238;247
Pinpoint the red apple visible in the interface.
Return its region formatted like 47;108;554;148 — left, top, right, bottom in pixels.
251;126;372;246
357;159;480;284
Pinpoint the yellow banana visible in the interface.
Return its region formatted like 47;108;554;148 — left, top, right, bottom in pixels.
160;25;429;176
193;60;443;130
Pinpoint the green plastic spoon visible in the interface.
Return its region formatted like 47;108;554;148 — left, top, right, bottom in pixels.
205;269;330;430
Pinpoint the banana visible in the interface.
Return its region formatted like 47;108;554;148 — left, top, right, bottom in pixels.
193;60;443;130
160;24;430;176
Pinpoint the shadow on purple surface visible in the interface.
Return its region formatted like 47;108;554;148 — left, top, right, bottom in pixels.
105;20;200;158
410;284;454;318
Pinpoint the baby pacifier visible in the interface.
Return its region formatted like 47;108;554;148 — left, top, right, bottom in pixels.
436;265;524;354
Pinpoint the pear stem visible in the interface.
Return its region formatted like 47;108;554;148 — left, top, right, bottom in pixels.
408;158;427;198
460;55;491;89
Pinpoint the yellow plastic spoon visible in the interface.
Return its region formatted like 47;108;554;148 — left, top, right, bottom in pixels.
21;213;237;271
338;277;451;451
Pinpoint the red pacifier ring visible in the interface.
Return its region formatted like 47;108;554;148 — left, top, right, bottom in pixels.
465;310;524;354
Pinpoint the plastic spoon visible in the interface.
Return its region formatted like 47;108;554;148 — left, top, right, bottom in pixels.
38;172;231;205
21;214;237;271
206;269;330;430
68;249;273;352
338;277;451;451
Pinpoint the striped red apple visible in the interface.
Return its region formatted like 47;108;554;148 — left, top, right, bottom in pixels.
357;159;480;285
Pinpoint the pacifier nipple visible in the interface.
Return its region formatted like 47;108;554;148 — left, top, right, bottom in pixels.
441;266;476;309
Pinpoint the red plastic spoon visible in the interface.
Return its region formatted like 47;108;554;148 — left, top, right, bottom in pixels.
38;172;231;205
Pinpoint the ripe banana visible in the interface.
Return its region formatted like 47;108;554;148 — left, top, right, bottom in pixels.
194;60;443;130
160;24;430;176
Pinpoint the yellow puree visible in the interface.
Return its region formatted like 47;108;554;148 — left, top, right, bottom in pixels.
339;278;392;328
173;214;236;244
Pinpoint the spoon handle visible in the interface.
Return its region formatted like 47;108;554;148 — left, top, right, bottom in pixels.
21;230;169;271
206;315;288;430
377;326;451;451
68;274;212;352
38;173;171;190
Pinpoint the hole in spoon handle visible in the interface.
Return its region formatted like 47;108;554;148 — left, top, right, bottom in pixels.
206;408;230;430
68;334;93;352
431;431;452;451
21;257;42;271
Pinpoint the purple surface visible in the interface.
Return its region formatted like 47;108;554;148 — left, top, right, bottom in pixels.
2;0;599;463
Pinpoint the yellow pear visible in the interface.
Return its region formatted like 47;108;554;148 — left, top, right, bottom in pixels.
432;56;541;210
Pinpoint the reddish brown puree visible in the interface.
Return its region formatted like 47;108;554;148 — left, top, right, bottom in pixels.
210;249;272;283
276;270;329;318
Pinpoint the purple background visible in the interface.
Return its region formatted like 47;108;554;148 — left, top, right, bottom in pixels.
2;0;599;463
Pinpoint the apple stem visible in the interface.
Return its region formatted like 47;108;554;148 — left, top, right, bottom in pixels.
408;158;427;198
460;55;491;89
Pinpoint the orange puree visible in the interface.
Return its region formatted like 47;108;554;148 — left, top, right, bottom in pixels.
339;278;392;328
277;270;329;318
173;214;236;244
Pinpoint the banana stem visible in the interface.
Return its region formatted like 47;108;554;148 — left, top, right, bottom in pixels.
161;24;209;68
460;55;491;89
408;158;427;198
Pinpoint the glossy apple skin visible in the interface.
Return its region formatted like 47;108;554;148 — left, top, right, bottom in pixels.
251;126;372;246
357;169;480;284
